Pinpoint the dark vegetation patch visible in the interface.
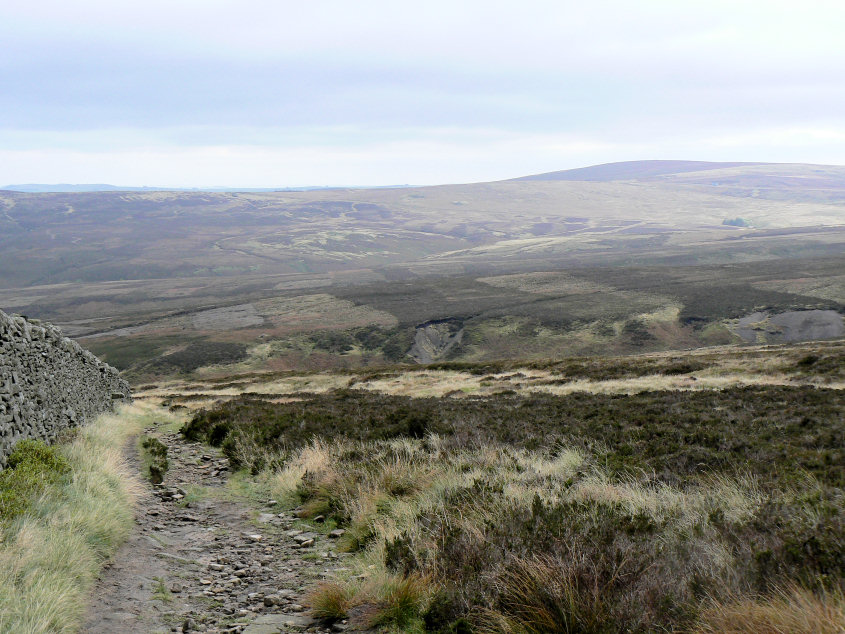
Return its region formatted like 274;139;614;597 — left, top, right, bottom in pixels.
183;394;443;470
309;325;416;362
0;440;70;522
570;264;844;326
676;285;841;325
425;354;710;380
140;436;169;484
143;341;248;374
309;330;356;354
183;385;844;486
85;335;188;371
786;351;845;381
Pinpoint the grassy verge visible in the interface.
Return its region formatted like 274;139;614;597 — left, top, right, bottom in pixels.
0;402;164;633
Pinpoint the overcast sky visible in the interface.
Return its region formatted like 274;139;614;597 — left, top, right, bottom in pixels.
2;1;845;187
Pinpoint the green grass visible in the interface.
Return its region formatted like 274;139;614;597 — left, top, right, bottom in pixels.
0;440;71;522
139;435;169;484
151;577;174;603
0;403;162;633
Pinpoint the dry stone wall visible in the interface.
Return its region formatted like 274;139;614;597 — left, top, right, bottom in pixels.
0;309;131;466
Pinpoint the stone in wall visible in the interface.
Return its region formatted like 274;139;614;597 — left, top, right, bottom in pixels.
0;309;132;467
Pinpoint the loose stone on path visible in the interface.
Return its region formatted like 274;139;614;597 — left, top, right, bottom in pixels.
83;428;354;633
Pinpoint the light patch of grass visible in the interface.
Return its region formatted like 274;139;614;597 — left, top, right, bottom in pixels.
222;469;272;505
158;361;808;404
694;585;845;634
571;471;763;528
527;373;787;396
477;271;615;295
635;302;682;325
141;339;845;405
267;438;337;506
0;402;156;633
176;483;208;507
364;573;430;629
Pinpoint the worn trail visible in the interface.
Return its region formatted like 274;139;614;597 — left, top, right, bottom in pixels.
84;427;352;634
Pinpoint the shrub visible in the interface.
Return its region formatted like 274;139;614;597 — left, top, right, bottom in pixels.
140;436;169;484
185;385;845;486
0;440;70;522
310;331;356;354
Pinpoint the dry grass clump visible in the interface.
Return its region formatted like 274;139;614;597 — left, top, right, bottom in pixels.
477;554;615;634
307;581;353;621
0;402;163;633
364;573;431;629
306;573;430;630
693;585;845;634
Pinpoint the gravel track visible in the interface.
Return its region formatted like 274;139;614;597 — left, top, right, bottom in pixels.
84;429;353;634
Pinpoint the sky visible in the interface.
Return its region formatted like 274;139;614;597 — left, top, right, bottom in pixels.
2;0;845;187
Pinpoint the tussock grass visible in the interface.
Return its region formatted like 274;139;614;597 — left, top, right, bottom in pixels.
265;432;841;632
0;402;160;633
307;572;430;630
477;555;614;634
364;573;430;629
694;585;845;634
307;581;353;621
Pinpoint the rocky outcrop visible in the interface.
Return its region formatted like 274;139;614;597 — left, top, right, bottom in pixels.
410;318;464;364
735;309;845;344
0;309;131;466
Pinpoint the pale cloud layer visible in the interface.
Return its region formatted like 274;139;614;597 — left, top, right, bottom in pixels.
2;1;845;186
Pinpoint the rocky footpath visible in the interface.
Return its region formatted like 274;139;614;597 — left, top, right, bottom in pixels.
84;428;355;634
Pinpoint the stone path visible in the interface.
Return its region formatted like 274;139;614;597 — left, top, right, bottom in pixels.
84;428;353;633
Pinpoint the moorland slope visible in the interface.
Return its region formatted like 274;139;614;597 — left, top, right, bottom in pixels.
1;160;843;380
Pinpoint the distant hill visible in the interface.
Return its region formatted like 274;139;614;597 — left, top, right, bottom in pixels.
511;160;769;182
1;184;404;193
1;184;165;193
2;160;844;289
